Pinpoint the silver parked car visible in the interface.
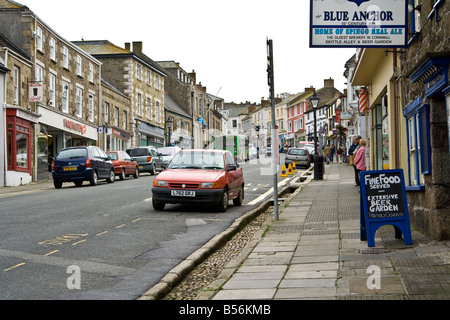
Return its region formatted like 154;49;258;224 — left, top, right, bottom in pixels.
285;147;310;168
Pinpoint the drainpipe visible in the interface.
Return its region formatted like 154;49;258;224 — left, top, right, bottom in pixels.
393;49;399;169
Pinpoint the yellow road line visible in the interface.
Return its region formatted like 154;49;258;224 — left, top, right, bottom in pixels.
4;262;26;272
44;250;59;256
72;239;86;246
96;231;108;236
115;224;126;229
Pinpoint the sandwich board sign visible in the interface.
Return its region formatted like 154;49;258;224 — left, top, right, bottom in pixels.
360;169;412;247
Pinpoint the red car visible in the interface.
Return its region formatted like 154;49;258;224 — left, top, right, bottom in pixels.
106;151;139;180
151;149;244;212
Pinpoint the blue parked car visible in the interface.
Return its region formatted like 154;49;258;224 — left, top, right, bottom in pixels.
51;146;115;189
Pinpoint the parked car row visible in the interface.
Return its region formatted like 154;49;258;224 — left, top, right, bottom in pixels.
51;145;182;189
52;146;245;213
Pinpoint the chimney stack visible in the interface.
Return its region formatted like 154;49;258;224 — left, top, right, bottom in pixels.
324;78;334;88
132;41;143;53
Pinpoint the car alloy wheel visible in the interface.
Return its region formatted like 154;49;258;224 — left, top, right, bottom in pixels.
90;171;98;186
107;170;115;183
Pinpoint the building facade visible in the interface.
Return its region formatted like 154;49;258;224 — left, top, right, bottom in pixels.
351;1;449;240
75;40;167;148
0;1;102;184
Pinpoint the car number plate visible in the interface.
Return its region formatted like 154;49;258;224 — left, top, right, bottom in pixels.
63;166;77;171
171;190;195;197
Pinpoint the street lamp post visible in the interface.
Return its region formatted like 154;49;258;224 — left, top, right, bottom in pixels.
166;117;173;146
309;92;321;180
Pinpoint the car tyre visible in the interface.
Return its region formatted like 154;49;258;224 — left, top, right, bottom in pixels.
233;185;244;206
119;168;125;180
90;171;98;186
150;163;156;175
54;180;62;189
74;180;83;187
152;199;165;211
133;167;139;179
217;188;228;212
107;169;115;183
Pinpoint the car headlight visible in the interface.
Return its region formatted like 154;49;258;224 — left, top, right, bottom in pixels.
201;182;220;188
153;180;168;187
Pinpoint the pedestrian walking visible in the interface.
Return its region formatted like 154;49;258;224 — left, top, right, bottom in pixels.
336;145;344;164
330;144;335;163
353;138;366;186
349;135;361;185
323;145;331;164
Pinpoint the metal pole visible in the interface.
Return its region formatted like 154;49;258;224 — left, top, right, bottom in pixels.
267;38;278;220
314;107;318;180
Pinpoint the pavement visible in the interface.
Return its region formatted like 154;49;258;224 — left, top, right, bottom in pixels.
2;165;449;301
189;162;450;300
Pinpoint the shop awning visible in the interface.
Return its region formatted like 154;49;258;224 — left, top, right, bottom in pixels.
328;135;336;140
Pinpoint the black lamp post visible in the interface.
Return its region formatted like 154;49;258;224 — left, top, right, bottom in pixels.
309;92;321;180
166;117;173;146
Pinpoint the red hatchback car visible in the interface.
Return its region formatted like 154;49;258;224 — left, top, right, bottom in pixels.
106;151;139;180
151;149;244;212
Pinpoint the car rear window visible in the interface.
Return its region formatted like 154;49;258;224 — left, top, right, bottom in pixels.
289;149;307;156
107;153;118;160
127;148;150;157
56;148;88;160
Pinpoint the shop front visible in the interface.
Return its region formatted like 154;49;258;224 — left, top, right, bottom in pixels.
5;107;40;186
135;118;164;148
36;106;98;181
104;127;132;151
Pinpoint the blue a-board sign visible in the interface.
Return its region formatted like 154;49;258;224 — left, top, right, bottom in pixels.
360;169;412;247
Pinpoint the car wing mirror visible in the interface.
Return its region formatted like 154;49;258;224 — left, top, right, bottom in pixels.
227;164;237;171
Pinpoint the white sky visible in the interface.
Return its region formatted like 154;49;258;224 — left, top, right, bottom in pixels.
28;0;356;103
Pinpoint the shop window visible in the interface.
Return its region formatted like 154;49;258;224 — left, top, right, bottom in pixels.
371;93;389;170
6;116;31;173
403;97;431;190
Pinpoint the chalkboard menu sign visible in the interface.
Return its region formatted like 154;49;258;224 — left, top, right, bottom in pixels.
360;169;412;247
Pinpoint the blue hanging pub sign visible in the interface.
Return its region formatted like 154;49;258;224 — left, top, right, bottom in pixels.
360;169;413;247
310;0;408;48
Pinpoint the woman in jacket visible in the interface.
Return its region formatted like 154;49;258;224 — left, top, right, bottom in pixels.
353;139;366;186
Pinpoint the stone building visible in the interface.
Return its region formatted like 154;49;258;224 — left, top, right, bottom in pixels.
351;1;449;240
399;0;449;239
0;1;102;184
74;40;167;148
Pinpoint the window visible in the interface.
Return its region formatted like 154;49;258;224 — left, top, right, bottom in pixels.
409;0;421;35
136;64;142;80
155;75;160;90
6;116;31;172
155;101;160;123
371;93;389;170
88;94;94;122
76;87;83;117
122;111;127;129
50;37;56;61
63;46;69;69
137;93;142;116
62;81;69;113
36;26;43;52
89;63;94;82
146;70;151;85
403;97;431;190
49;73;56;106
105;102;110;123
35;64;43;82
146;97;152;119
114;107;119;127
13;66;20;105
77;55;82;76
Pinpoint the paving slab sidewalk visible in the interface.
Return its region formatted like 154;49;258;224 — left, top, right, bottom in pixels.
198;163;450;300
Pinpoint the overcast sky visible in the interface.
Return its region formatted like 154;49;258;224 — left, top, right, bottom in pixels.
30;0;355;103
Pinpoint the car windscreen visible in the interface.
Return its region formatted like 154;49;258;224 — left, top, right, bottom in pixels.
288;149;307;156
56;148;88;160
127;149;150;157
157;147;179;156
168;151;225;170
107;153;118;160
